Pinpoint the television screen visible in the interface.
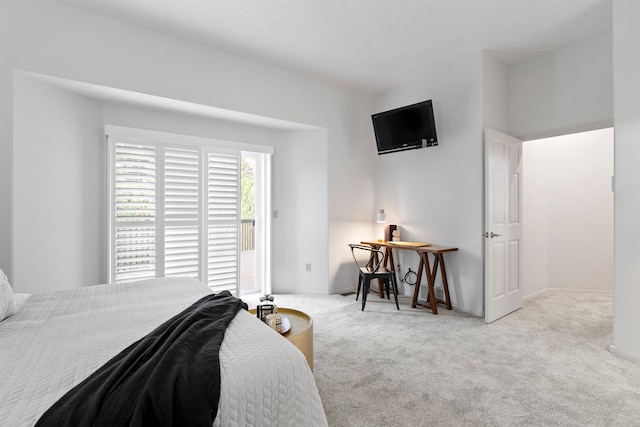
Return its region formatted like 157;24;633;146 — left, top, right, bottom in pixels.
371;100;438;155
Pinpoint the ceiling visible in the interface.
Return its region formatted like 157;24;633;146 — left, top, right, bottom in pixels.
59;0;612;94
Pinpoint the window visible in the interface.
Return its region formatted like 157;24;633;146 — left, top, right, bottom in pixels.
106;126;272;295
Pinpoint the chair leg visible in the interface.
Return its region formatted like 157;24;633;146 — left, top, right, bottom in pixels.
384;279;391;300
356;274;363;301
391;275;400;310
362;277;370;311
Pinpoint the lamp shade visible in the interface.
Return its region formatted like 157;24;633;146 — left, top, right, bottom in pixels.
376;209;386;223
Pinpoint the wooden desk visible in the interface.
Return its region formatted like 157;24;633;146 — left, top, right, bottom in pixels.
361;241;458;314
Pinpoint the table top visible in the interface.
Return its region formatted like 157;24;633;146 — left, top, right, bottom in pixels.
361;240;458;253
278;307;312;338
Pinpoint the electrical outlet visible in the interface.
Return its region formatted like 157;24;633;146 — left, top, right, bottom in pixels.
305;263;311;272
273;210;279;219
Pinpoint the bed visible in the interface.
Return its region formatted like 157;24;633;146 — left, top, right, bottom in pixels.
0;277;328;426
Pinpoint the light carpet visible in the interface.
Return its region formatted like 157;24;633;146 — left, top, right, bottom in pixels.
245;290;640;426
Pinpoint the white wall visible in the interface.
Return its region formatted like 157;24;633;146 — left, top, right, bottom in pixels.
523;128;614;296
325;92;378;294
611;0;640;360
510;32;613;140
270;129;328;294
12;73;104;293
373;55;484;315
482;53;510;135
102;104;273;147
521;142;549;297
0;0;373;294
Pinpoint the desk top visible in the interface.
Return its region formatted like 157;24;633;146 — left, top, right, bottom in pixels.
387;241;431;248
361;240;458;253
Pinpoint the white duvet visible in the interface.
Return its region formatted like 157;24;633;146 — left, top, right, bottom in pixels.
0;278;327;427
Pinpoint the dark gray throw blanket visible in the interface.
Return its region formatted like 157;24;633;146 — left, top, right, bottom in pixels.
36;290;247;427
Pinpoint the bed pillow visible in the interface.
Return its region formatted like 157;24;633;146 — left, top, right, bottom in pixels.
0;268;16;321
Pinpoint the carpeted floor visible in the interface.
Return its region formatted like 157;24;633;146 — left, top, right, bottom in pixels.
246;289;640;426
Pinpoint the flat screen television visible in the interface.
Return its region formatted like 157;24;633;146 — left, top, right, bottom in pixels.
371;100;438;155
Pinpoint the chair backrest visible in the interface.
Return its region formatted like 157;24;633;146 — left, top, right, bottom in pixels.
348;244;385;273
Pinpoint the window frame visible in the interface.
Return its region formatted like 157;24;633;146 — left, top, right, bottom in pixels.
105;125;273;294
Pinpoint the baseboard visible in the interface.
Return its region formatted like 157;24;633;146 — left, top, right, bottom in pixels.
333;286;356;296
609;345;640;363
522;288;548;300
546;287;613;294
524;287;613;301
465;307;485;317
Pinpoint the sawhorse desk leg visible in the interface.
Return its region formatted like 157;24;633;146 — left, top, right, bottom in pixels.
411;252;453;314
432;253;452;310
411;253;438;314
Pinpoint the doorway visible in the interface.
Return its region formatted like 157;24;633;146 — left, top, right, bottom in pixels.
239;151;271;296
522;127;614;295
484;127;614;323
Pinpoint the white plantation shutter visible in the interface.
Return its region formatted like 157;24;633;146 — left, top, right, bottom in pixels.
113;142;157;283
164;147;200;278
206;151;240;293
107;126;272;292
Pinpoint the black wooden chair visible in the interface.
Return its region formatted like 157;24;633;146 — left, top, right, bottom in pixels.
348;244;399;311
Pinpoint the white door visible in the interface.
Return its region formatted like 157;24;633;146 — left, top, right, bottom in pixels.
484;129;523;323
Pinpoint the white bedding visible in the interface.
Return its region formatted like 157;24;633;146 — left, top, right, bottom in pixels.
0;277;327;426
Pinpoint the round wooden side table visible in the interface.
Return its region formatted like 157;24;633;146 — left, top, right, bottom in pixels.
250;307;314;370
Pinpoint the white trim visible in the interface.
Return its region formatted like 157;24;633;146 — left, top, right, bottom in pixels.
105;124;275;155
519;120;614;142
264;154;272;296
609;345;640;362
107;138;116;283
198;146;207;284
523;288;614;301
155;147;165;278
